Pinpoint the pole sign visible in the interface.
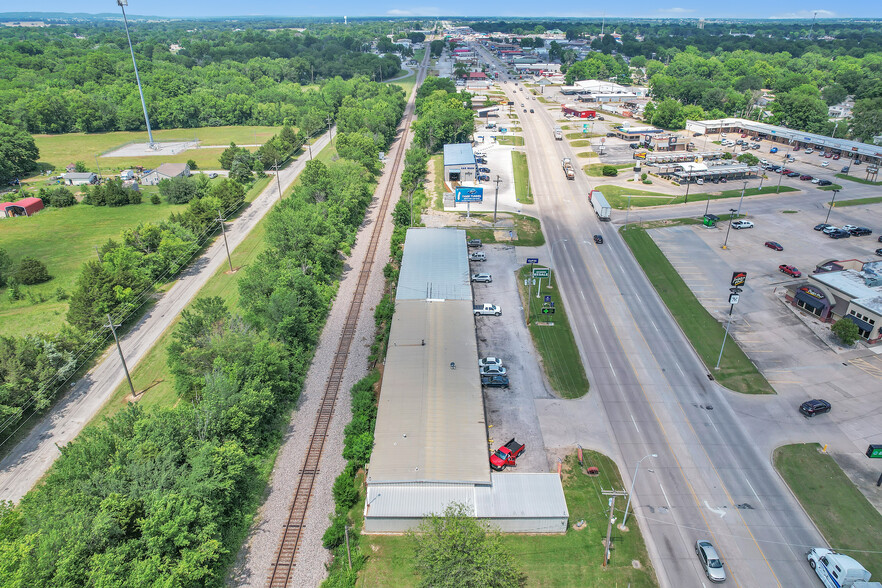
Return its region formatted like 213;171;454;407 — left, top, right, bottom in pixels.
526;257;539;264
731;271;747;287
532;268;550;278
541;307;555;314
729;293;740;305
868;445;882;459
454;186;484;203
544;295;552;302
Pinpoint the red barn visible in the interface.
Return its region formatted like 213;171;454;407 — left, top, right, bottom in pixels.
1;197;44;218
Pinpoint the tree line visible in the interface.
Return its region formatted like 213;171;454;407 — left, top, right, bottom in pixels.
0;78;406;586
412;77;476;152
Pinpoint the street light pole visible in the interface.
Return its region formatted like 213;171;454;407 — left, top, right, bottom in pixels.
824;189;840;226
620;453;657;530
684;180;691;204
117;0;154;148
735;181;747;217
722;208;738;249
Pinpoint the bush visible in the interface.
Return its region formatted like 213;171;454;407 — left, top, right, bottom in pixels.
602;165;619;177
38;186;77;208
151;194;161;205
158;176;202;204
832;318;860;346
186;159;198;170
322;515;347;549
14;257;51;285
332;471;358;512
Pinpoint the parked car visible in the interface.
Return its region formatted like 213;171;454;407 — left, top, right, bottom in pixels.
787;171;800;177
695;540;727;583
779;264;801;277
765;241;784;251
479;364;507;376
833;154;840;160
821;161;829;167
479;357;503;368
823;225;842;234
799;399;832;417
696;178;704;185
814;223;831;231
477;174;490;181
478;167;491;173
719;177;727;183
841;166;850;173
490;439;525;471
817;179;833;186
469;251;486;261
593;234;603;244
799;174;813;181
208;172;218;179
732;220;754;229
629;143;640;149
855;159;863;165
781;168;792;175
805;148;814;154
467;239;482;248
825;152;833;158
843;225;858;231
481;375;510;389
849;227;872;236
811;178;821;184
471;273;492;283
829;229;851;239
770;147;778;153
529;108;534;113
878;235;882;242
876;248;882;256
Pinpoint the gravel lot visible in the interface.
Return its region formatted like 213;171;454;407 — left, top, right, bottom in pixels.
472;244;553;474
229;134;404;587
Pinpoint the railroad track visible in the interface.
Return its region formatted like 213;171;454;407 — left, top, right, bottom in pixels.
267;61;427;588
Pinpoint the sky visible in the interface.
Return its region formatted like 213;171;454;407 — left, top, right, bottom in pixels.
5;3;880;20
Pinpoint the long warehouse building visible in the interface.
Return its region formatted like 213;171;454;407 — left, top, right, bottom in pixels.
364;228;568;533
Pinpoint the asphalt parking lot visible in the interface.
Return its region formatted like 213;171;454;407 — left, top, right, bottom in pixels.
647;201;882;458
470;243;554;474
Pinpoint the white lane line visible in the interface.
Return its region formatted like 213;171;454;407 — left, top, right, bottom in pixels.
745;477;765;509
659;481;671;508
631;413;640;433
580;289;586;300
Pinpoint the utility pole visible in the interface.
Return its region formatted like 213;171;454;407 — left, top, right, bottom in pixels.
735;181;747;217
716;300;736;370
824;189;840;225
684;180;691;204
104;314;135;397
326;115;334;141
117;0;154;148
600;487;627;567
273;158;283;201
493;175;502;224
217;213;233;272
721;208;738;249
344;526;352;570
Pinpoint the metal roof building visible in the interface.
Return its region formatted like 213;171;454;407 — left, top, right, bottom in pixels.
365;228;569;533
442;143;477;183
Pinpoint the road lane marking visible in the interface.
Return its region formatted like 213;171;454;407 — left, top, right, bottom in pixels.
631;413;640;433
704;500;727;518
745;478;765;509
659;481;671;508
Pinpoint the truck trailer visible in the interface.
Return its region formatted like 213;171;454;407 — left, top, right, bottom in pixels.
806;547;875;588
561;158;575;180
553;126;563;140
589;190;611;221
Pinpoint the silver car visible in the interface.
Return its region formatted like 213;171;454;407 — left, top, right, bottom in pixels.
479;364;507;376
695;540;726;582
471;273;492;283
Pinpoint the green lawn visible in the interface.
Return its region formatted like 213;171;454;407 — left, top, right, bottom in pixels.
576;151;598;158
584;163;633;177
818;184;844;191
33;126;281;172
620;224;775;394
497;136;525;146
774;444;882;578
569;140;592;147
432;154;445;209
358;452;657;587
515;266;590;399
836;173;882;186
831;195;882;206
566;132;604;139
462;213;544;248
595;184;798;209
511;151;533;204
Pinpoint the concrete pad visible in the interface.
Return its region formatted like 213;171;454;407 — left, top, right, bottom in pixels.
102;140;199;158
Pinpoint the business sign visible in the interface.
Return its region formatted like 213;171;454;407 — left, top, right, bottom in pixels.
541;307;556;314
526;257;539;264
532;268;550;278
731;271;747;287
799;286;825;300
669;136;678;146
544;295;551;302
454;187;483;203
867;445;882;458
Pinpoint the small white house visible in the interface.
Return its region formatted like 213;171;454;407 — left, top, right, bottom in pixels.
119;169;135;181
62;172;97;186
140;163;191;186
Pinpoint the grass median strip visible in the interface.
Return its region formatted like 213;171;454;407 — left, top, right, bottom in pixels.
461;213;545;247
620;224;775;394
584;163;632;177
515;266;589;399
830;195;882;206
511;150;533;204
596;184;798;209
836;173;882;186
358;452;657;587
774;443;882;578
497;135;525;146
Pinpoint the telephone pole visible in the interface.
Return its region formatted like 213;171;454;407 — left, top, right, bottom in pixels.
493;175;502;224
217;214;233;272
104;314;135;397
600;487;627;567
273;158;283;201
326;115;334;141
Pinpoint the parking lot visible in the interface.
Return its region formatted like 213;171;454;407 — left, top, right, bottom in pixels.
647;201;882;458
469;243;554;473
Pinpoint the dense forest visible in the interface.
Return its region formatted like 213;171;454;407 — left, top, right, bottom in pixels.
0;22;405;134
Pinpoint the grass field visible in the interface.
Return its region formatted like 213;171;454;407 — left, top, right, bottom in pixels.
774;444;882;578
818;184;844;191
432;154;445;209
831;195;882;206
836;173;882;186
98;146;257;174
497;136;525;146
462;213;544;248
620;224;775;394
358;452;657;587
516;266;590;399
33;126;281;172
584;163;633;177
596;184;798;209
0;176;270;338
511;151;533;204
576;151;598;158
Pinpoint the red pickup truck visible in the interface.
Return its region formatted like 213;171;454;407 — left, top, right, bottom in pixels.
490;439;525;471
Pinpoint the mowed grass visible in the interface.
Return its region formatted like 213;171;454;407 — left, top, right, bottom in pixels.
516;266;589;399
836;173;882;186
32;125;281;171
774;444;882;578
584;163;633;177
462;213;545;248
497;135;525;146
511;151;533;204
596;184;798;209
620;224;775;394
831;195;882;206
358;452;657;587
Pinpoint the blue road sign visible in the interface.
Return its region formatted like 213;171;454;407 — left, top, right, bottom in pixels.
526;257;539;264
544;295;551;302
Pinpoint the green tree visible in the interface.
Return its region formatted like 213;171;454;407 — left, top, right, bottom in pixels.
832;318;860;346
737;153;760;166
648;98;685;129
336;131;380;173
13;257;51;285
849;98;882;143
602;165;619;177
0;249;13;288
158;176;203;205
821;84;848;107
409;502;527;588
0;123;39;185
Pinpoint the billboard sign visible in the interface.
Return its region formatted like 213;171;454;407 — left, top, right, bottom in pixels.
731;271;747;287
867;445;882;458
454;187;483;203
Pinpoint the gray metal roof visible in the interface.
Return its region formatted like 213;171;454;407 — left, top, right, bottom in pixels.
443;143;476;167
364;473;568;519
367;299;489;484
396;229;472;301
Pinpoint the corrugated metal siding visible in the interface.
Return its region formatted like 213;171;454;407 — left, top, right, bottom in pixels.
364;482;479;517
396;228;471;301
477;473;569;518
365;517;567;534
443;143;476;167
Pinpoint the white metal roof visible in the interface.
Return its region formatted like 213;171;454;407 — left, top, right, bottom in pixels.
365;473;568;519
443;143;476;167
396;229;472;301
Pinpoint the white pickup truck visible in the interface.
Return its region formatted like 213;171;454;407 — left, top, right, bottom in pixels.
473;303;502;316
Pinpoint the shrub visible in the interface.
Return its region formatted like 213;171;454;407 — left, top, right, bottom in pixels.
332;471;358;512
158;176;202;204
832;318;859;346
322;515;347;549
14;257;51;285
151;194;161;205
186;159;198;170
602;165;618;177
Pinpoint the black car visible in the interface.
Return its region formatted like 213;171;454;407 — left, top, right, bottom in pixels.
467;239;482;248
529;108;534;113
875;248;882;256
787;171;800;177
799;399;831;417
593;234;603;244
477;174;490;182
814;223;831;231
817;179;833;186
606;132;617;137
481;375;510;389
829;230;851;239
478;167;491;173
849;227;872;236
879;235;882;242
629;143;640;149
